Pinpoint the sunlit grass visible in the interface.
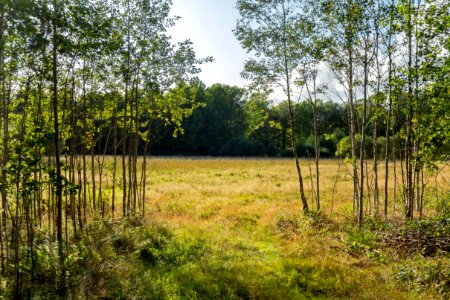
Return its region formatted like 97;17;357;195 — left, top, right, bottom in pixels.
56;157;448;299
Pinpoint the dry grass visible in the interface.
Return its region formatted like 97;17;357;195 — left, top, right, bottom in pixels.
141;158;448;224
62;157;449;299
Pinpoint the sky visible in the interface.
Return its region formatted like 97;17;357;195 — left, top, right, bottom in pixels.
168;0;342;103
168;0;249;88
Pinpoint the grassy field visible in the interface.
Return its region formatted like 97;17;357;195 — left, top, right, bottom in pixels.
64;158;449;299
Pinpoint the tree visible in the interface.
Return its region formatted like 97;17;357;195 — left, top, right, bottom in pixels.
297;7;329;211
319;0;364;220
0;0;211;295
235;0;309;212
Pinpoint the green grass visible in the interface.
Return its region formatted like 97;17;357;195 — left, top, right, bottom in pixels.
6;158;449;299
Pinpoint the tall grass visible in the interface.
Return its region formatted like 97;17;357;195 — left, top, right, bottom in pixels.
7;157;448;299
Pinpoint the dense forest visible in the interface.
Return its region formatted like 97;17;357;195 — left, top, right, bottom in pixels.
137;83;350;157
0;0;448;298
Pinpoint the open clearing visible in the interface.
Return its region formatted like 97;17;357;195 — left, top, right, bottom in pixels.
77;157;448;299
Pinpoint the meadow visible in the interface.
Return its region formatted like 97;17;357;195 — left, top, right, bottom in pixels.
62;157;449;299
2;0;448;298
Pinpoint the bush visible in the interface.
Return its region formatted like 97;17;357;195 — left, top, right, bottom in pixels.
381;215;450;257
336;134;373;158
218;137;265;156
277;149;290;157
345;228;379;256
395;257;450;297
297;143;315;157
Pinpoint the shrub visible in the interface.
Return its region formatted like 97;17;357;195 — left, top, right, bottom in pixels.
218;137;265;156
395;257;450;297
346;229;378;253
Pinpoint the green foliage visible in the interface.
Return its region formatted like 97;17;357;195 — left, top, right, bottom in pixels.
218;137;266;157
395;257;450;297
346;228;380;256
405;215;450;236
275;211;302;237
154;95;348;156
283;259;357;298
336;133;403;159
0;0;449;297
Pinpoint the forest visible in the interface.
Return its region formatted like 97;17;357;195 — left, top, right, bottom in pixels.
0;0;449;298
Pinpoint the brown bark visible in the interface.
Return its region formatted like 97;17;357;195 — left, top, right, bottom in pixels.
52;0;65;293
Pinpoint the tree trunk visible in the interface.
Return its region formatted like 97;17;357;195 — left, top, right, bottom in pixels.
313;108;320;212
359;37;369;229
405;0;414;220
282;2;308;213
384;4;393;218
0;0;6;274
112;96;117;219
346;1;359;215
52;0;65;293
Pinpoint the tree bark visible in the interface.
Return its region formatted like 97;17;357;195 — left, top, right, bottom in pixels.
282;2;308;212
52;0;65;293
405;0;414;220
0;0;6;274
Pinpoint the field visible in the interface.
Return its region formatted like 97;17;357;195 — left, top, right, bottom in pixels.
65;157;449;299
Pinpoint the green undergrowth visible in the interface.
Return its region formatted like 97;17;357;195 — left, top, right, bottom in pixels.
69;218;313;299
2;214;448;299
342;215;450;299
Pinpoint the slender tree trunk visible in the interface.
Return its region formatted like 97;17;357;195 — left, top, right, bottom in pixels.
384;8;393;218
349;66;359;212
122;82;128;217
373;115;378;216
37;80;43;227
313;106;320;212
127;79;134;212
52;0;65;292
413;0;422;215
98;115;112;218
359;38;369;229
365;155;371;215
405;0;414;220
0;1;6;274
77;164;83;231
419;169;424;218
14;132;23;300
62;78;70;255
133;76;139;213
288;103;309;213
281;2;308;213
89;69;96;212
127;88;133;212
82;62;88;226
305;75;320;211
373;6;381;216
141;120;152;216
70;75;77;238
393;136;397;213
112;96;117;219
14;75;30;299
91;142;96;211
346;7;359;215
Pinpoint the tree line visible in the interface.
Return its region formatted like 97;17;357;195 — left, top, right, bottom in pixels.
145;80;404;159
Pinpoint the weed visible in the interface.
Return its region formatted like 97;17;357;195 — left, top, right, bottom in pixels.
275;211;301;238
394;256;450;297
347;230;376;254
